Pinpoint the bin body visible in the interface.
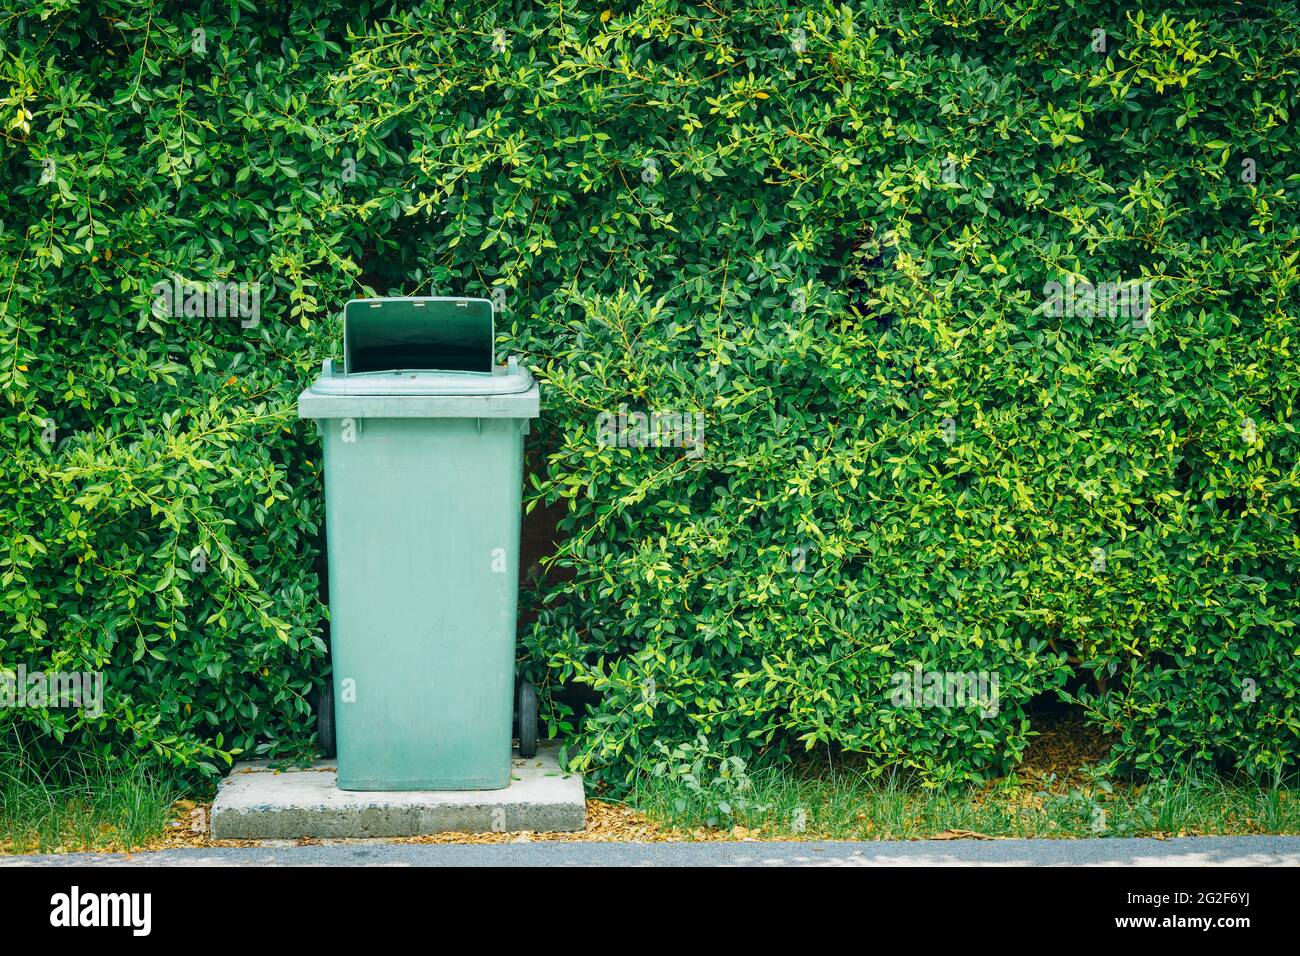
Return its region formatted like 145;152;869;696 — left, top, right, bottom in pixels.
299;297;539;791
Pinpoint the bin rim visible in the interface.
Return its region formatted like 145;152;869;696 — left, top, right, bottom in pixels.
308;359;535;397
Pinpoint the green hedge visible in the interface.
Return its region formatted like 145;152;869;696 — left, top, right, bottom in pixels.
2;1;1297;785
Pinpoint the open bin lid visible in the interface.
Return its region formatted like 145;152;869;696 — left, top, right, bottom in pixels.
297;296;540;419
344;296;494;375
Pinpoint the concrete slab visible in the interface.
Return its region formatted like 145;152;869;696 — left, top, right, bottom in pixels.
210;744;585;840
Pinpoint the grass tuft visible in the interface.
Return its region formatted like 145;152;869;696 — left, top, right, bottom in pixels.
0;738;181;854
627;762;1300;840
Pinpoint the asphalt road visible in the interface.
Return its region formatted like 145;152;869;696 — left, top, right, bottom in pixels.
4;836;1298;866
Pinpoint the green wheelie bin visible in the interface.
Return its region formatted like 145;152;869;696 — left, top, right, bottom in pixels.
298;297;540;790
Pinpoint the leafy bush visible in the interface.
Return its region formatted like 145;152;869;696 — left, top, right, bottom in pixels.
2;1;1297;786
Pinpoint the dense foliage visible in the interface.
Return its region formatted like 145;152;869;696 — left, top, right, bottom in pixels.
2;1;1297;785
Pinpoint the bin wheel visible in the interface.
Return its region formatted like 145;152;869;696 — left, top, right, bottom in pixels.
517;681;538;759
315;683;336;759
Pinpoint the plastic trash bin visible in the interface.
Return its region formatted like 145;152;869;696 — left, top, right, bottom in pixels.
298;296;540;791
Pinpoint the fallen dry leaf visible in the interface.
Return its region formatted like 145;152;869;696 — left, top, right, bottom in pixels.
930;829;996;841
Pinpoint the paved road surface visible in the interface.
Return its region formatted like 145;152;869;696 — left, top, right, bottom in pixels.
4;836;1298;866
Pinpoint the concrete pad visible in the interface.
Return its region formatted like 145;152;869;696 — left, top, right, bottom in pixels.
210;744;585;840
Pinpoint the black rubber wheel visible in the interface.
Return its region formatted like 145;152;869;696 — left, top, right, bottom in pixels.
315;683;336;759
517;680;538;759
